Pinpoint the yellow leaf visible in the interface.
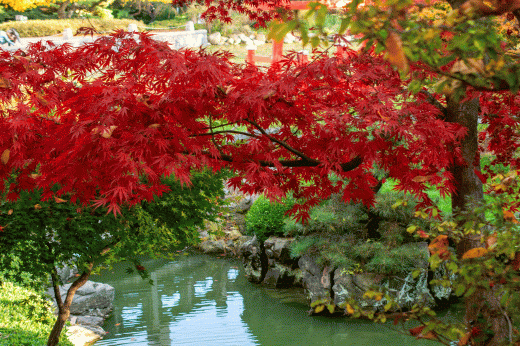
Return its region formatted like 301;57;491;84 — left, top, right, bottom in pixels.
1;149;9;165
385;31;409;74
345;304;354;314
315;305;325;313
462;247;488;260
34;204;42;210
8;209;13;215
374;293;383;301
54;196;67;203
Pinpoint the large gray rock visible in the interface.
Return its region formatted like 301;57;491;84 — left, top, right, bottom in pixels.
208;32;222;45
239;236;263;283
264;237;295;265
298;255;333;304
198;239;227;254
50;281;114;317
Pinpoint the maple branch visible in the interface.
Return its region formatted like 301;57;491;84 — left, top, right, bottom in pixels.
216;152;362;172
191;130;257;138
245;118;318;164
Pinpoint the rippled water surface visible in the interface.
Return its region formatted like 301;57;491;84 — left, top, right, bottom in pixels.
93;254;431;346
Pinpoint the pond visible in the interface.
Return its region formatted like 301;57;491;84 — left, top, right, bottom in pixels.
92;253;432;346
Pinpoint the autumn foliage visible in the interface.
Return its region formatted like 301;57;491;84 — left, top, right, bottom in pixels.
0;31;472;220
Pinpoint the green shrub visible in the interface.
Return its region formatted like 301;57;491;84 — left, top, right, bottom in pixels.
246;195;295;241
0;282;73;346
0;19;145;37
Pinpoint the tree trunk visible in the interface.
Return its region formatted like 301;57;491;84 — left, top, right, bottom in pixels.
57;1;71;19
445;96;510;346
47;264;93;346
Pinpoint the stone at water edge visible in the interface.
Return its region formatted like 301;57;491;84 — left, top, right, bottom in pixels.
66;325;102;346
208;32;222;45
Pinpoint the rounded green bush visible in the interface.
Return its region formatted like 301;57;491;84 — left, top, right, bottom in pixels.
245;195;294;241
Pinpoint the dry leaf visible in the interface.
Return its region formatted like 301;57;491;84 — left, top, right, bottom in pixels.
460;0;520;16
148;124;161;129
1;149;10;165
34;204;42;210
54;196;67;203
8;209;13;215
412;175;434;183
462;247;488;260
428;235;451;260
450;59;484;75
0;77;11;89
503;208;519;223
385;31;409;74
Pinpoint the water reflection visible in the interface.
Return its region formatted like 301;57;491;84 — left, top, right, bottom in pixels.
93;254;430;346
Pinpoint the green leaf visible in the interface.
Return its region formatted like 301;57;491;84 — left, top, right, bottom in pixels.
406;225;417;234
454;284;465;297
327;304;335;314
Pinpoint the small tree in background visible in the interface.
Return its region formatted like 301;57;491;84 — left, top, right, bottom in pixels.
0;170;227;345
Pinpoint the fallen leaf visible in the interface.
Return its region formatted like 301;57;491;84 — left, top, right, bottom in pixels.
1;149;10;165
503;208;519;223
385;31;409;74
34;204;41;210
7;209;13;215
462;247;488;260
54;196;67;203
0;77;11;89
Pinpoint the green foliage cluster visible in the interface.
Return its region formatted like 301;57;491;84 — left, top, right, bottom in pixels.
0;19;144;37
0;169;227;285
285;182;432;274
0;282;73;346
245;195;295;241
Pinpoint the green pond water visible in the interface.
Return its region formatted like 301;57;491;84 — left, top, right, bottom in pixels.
92;253;433;346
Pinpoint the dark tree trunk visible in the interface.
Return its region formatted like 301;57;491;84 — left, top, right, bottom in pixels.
57;1;71;19
445;96;510;346
47;264;93;346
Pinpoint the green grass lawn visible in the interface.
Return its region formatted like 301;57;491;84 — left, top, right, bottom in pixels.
0;282;73;346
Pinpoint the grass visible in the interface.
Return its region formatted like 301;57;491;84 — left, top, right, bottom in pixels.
0;282;73;346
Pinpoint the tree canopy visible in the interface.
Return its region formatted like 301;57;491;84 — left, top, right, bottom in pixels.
1;0;520;345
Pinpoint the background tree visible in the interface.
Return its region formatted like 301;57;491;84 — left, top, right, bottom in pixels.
0;170;227;345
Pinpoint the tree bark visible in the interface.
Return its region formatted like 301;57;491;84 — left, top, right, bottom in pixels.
47;264;93;346
445;96;510;346
57;1;71;19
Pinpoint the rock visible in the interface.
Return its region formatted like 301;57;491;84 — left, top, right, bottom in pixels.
56;264;78;284
253;40;265;46
239;236;263;283
208;32;222;45
63;28;73;40
298;255;332;304
47;281;114;317
264;237;295;265
238;33;253;46
198;239;227;254
73;315;104;327
227;38;235;45
127;23;138;32
65;325;102;346
185;21;195;31
262;263;299;288
284;33;298;44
